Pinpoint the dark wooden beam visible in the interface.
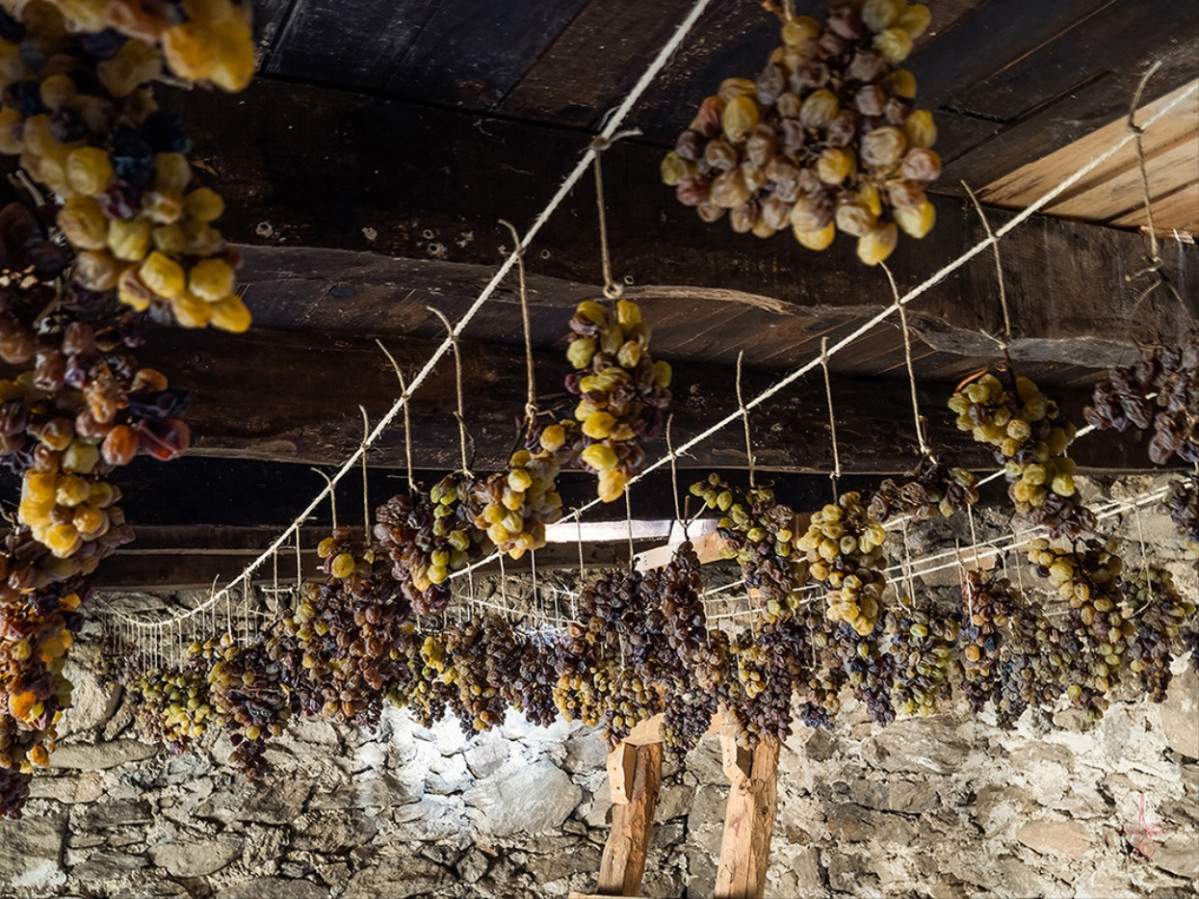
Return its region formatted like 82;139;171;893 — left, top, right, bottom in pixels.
161;78;1195;373
42;326;1170;476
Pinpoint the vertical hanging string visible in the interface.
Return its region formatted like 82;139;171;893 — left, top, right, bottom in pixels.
1133;502;1155;610
530;550;540;630
625;488;636;571
665;413;684;539
575;512;586;586
590;129;642;299
498;220;540;427
359;406;373;537
1123;61;1184;310
377;341;417;493
820;337;842;500
736;351;756;487
429;307;475;476
294;526;303;593
960;181;1014;363
881;262;933;460
311;468;338;530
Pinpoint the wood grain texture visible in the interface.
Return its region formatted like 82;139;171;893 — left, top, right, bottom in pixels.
714;735;780;899
22;325;1169;476
156;77;1196;369
598;743;663;897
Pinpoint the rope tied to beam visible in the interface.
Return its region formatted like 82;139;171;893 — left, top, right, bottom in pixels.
820;337;842;499
590;129;642;299
881;262;933;461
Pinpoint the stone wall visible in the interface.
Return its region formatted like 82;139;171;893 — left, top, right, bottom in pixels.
1;646;1195;899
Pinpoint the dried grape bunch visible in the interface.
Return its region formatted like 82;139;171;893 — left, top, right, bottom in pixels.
798;491;887;634
1085;326;1199;465
112;650;213;755
690;474;808;619
662;0;939;265
949;374;1096;538
436;615;514;736
269;537;409;730
1162;477;1199;558
466;448;564;559
0;570;87;816
869;457;979;522
502;632;562;729
0;3;251;331
647;541;709;673
1120;566;1196;702
662;686;720;759
385;622;454;729
717;620;806;748
373;480;480;616
883;602;957;716
0;764;30;819
38;0;255;91
563;299;672;502
202;634;288;780
1184;628;1199;674
958;569;1014;713
0;202;73;288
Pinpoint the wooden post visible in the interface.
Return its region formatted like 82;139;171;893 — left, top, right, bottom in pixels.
598;742;663;896
714;734;781;899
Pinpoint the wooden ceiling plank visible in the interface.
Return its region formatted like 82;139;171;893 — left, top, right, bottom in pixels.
1110;182;1199;237
947;0;1180;123
498;0;698;128
905;0;1114;109
941;36;1199;193
377;0;591;109
981;81;1199;207
1046;136;1199;222
261;0;439;89
161;78;1194;360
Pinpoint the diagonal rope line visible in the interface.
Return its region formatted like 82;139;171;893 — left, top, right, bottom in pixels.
100;0;717;633
448;78;1199;585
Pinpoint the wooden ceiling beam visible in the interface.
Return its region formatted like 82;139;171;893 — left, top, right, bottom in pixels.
161;78;1194;372
15;326;1167;477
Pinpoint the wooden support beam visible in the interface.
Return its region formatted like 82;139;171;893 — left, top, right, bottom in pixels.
599;742;663;897
162;78;1194;365
7;325;1172;477
714;733;781;899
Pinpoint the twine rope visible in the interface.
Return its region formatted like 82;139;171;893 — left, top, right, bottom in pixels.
499;219;540;422
882;261;932;459
820;336;842;496
98;0;717;634
591;129;642;299
102;48;1196;635
735;351;757;486
446;79;1197;587
429;307;475;477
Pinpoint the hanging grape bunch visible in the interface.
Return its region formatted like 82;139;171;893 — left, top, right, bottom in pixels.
202;633;289;779
957;568;1013;713
798;491;887;634
1162;477;1198;561
0;2;252;331
373;479;480;615
111;651;213;755
884;602;957;716
561;299;671;502
1120;566;1196;702
949;374;1096;538
869;457;979;521
690;474;808;619
1085;325;1198;465
466;448;564;559
662;0;938;265
1027;537;1130;715
0;569;87;818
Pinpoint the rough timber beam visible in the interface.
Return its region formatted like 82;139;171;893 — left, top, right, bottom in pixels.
714;732;781;899
598;743;663;897
160;78;1195;373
